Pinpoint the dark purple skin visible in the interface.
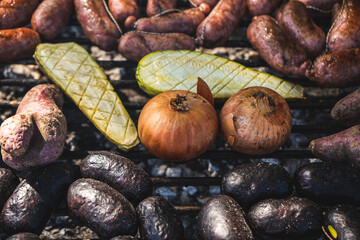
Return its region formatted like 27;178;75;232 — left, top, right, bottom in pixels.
74;0;121;51
80;152;153;205
5;233;41;240
0;168;19;210
135;8;205;35
198;195;254;240
294;162;360;206
0;28;41;63
247;15;311;77
246;0;282;17
0;0;39;30
309;125;360;165
110;236;139;240
0;163;79;235
118;31;196;62
327;0;360;53
67;178;138;239
275;1;326;59
196;0;246;48
146;0;177;17
137;196;184;240
331;89;360;127
221;162;292;211
323;205;360;240
307;48;360;87
247;198;322;240
31;0;74;40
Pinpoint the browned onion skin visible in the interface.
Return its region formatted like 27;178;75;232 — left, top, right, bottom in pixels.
220;87;292;155
246;0;282;17
327;0;360;53
109;0;140;26
275;1;326;59
247;15;311;77
138;90;218;163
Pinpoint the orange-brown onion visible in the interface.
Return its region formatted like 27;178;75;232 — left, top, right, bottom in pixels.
138;90;218;163
220;87;292;154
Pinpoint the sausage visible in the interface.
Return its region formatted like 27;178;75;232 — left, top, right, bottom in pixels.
109;0;140;26
275;1;326;59
247;15;311;77
0;28;41;63
332;2;341;23
246;0;282;17
196;0;246;48
0;0;39;30
306;48;360;87
189;0;218;8
327;0;360;53
74;0;121;51
118;31;196;62
135;8;205;35
147;0;177;17
31;0;73;40
290;0;338;12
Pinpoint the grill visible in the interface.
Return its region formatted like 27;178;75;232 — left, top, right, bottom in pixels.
0;2;357;239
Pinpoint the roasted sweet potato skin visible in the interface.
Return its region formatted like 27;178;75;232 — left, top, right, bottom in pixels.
0;84;67;171
331;89;360;127
309;125;360;165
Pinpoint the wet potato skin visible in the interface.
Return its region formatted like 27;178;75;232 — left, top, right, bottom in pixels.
80;151;153;205
247;198;323;240
294;162;360;206
198;195;254;240
137;196;184;240
221;162;292;210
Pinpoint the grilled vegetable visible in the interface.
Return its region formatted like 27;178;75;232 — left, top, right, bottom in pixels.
331;89;360;126
0;168;19;210
247;198;322;240
221;162;292;210
294;162;360;206
80;152;152;204
323;205;360;240
198;195;254;240
67;178;138;239
5;233;41;240
136;50;304;100
34;42;139;151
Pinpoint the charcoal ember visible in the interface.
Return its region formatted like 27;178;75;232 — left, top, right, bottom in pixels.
5;232;40;240
0;168;19;209
67;178;138;239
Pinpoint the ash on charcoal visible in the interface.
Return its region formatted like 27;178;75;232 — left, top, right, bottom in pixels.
3;64;42;79
151;164;167;177
166;167;182;177
183;186;198;196
154;187;178;201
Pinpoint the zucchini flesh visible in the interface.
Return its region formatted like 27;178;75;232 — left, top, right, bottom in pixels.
136;50;304;99
34;42;139;151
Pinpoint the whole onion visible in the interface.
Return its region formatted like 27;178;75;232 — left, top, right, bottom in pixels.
220;87;292;154
138;90;218;163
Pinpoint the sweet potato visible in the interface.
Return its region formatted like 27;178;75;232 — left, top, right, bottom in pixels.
331;89;360;126
0;168;19;210
0;84;67;171
309;125;360;165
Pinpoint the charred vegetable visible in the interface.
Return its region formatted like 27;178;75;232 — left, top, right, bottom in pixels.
0;168;19;210
137;196;184;240
323;205;360;240
247;198;322;239
5;233;41;240
331;89;360;126
198;195;254;240
80;152;152;204
294;162;360;206
221;162;292;210
67;178;138;239
220;87;292;155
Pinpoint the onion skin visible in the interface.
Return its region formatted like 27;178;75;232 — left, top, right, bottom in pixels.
220;87;292;154
138;90;218;163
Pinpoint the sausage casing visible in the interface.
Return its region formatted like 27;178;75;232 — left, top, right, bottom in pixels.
0;0;39;30
146;0;177;17
246;0;282;17
109;0;140;25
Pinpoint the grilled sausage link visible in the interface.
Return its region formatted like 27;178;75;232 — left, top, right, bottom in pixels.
109;0;140;26
147;0;178;17
118;31;196;62
196;0;246;48
0;0;39;30
135;8;205;35
327;0;360;52
306;48;360;87
276;1;326;59
247;15;311;77
189;0;218;8
246;0;282;17
290;0;338;12
31;0;74;40
0;28;41;62
75;0;121;51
